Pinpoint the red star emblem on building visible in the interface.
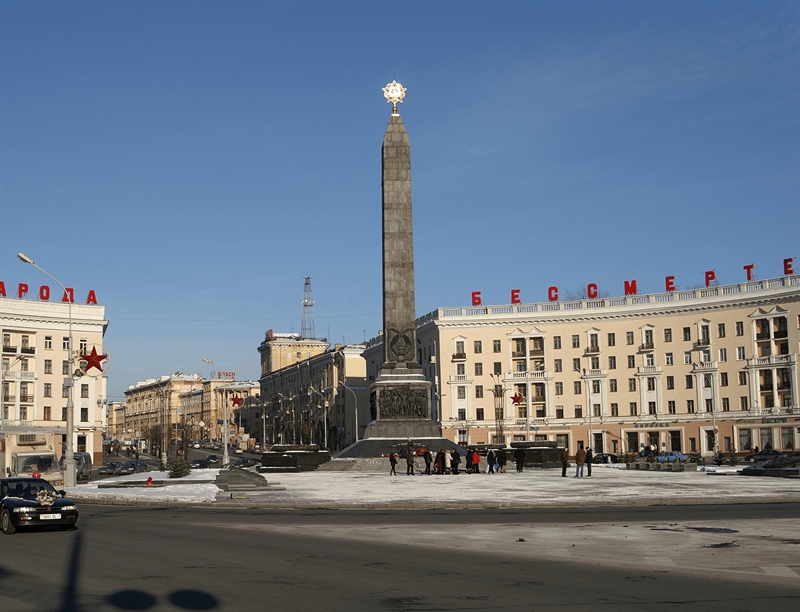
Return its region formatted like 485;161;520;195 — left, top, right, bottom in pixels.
511;393;522;405
80;346;108;373
231;396;243;407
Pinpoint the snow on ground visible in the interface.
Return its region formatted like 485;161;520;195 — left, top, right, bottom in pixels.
65;463;800;508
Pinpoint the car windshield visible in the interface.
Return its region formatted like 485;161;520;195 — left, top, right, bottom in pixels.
19;455;59;474
2;478;58;500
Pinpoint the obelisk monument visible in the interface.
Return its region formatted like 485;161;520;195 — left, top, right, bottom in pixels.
365;81;440;439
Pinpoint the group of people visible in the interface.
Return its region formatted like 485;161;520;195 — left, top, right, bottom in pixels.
389;447;531;476
560;446;594;478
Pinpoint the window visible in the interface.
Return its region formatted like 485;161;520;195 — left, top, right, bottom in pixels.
665;353;673;366
43;406;51;420
61;406;67;421
474;362;483;376
62;337;70;350
626;331;634;345
554;359;562;373
574;405;583;418
474;340;482;354
475;385;483;398
627;355;635;368
668;401;676;414
44;336;52;349
685;375;693;389
494;362;502;375
700;325;710;341
629;402;638;416
515;361;526;373
701;350;711;363
553;336;561;349
457;409;466;420
645;353;654;366
608;356;616;369
572;335;580;348
666;376;674;390
718;323;726;338
683;327;691;341
740;396;748;410
592;380;601;394
80;407;88;422
574;381;582;394
609;379;617;392
704;373;712;388
62;385;69;398
738;372;747;385
81;384;89;399
719;348;727;362
593;404;601;417
590;356;600;369
79;339;87;352
44;383;52;397
555;406;564;419
607;333;616;346
555;382;563;395
684;352;692;365
664;328;672;342
628;378;636;391
456;363;465;376
476;408;485;421
737;347;745;360
573;358;581;371
610;403;619;416
589;334;598;349
735;321;744;336
455;340;465;355
648;401;657;415
687;400;695;413
44;359;52;374
493;340;501;353
647;377;656;391
722;398;730;412
705;399;713;412
720;372;728;386
62;360;70;375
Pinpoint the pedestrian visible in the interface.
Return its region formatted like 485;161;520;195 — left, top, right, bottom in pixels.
423;448;432;475
472;449;481;473
486;449;495;474
443;449;452;474
435;449;445;474
451;448;460;475
575;446;587;478
498;449;507;474
389;452;397;476
514;447;525;473
406;448;415;475
560;447;569;477
465;448;473;473
586;447;593;477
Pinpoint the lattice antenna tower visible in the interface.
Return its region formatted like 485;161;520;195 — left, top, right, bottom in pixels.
301;276;316;339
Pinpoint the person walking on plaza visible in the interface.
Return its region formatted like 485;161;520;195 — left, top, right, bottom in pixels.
423;448;432;475
465;448;473;473
389;452;397;476
443;449;452;474
472;449;481;473
586;448;593;477
435;449;445;474
575;446;587;478
498;449;507;474
406;449;415;475
486;449;495;474
451;448;461;475
560;447;569;477
514;447;525;473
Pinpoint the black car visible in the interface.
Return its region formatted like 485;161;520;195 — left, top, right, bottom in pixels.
1;477;79;535
117;460;149;475
230;458;256;469
206;454;220;464
189;458;210;469
98;461;123;475
592;453;622;464
744;449;786;463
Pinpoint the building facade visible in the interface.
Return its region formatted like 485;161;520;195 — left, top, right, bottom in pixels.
363;275;800;457
1;295;109;464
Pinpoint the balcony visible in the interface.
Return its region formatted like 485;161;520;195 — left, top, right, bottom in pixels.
528;349;544;357
637;365;661;375
451;353;467;361
748;354;796;368
449;375;472;383
695;338;711;348
508;370;548;381
639;342;655;352
583;369;606;378
20;346;35;354
756;331;770;341
2;345;17;354
773;329;788;339
511;351;526;358
584;345;601;356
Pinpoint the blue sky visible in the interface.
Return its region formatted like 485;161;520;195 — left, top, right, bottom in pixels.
1;1;798;403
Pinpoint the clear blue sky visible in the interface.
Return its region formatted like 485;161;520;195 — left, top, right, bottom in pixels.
1;1;798;403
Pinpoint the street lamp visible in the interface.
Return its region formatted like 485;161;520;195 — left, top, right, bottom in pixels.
489;373;506;446
339;382;359;445
18;252;78;487
203;358;230;467
308;387;329;449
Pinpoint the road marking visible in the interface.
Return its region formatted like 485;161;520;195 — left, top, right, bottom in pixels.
644;556;677;566
760;565;800;578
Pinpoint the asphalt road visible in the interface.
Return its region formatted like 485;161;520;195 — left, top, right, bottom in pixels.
1;504;798;612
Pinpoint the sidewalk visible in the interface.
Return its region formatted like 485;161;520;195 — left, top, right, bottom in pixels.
68;461;800;509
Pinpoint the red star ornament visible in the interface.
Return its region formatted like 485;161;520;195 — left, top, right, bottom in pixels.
511;393;522;405
80;346;108;373
231;396;243;407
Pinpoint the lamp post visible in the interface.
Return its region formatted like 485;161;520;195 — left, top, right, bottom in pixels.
339;382;359;445
489;373;506;446
203;358;230;467
308;387;329;448
17;252;78;487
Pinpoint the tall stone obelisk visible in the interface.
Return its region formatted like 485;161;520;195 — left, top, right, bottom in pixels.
366;81;440;439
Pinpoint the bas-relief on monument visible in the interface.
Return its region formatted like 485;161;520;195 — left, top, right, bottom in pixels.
363;81;441;440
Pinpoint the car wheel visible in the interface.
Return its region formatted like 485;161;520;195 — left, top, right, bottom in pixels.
749;458;755;463
1;510;17;535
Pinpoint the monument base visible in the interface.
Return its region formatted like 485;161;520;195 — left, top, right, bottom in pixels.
336;435;462;459
364;418;441;439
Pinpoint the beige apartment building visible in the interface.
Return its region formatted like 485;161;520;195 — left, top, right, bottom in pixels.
1;295;109;464
363;275;799;457
258;332;368;450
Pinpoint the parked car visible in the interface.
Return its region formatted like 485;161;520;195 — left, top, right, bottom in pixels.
744;449;786;463
592;453;621;464
189;458;210;469
59;451;93;481
117;460;149;475
206;454;220;464
98;461;123;475
656;451;688;463
1;477;79;534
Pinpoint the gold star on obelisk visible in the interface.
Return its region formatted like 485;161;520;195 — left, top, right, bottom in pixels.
382;80;407;114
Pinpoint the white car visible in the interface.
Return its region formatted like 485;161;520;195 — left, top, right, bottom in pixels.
234;448;243;454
